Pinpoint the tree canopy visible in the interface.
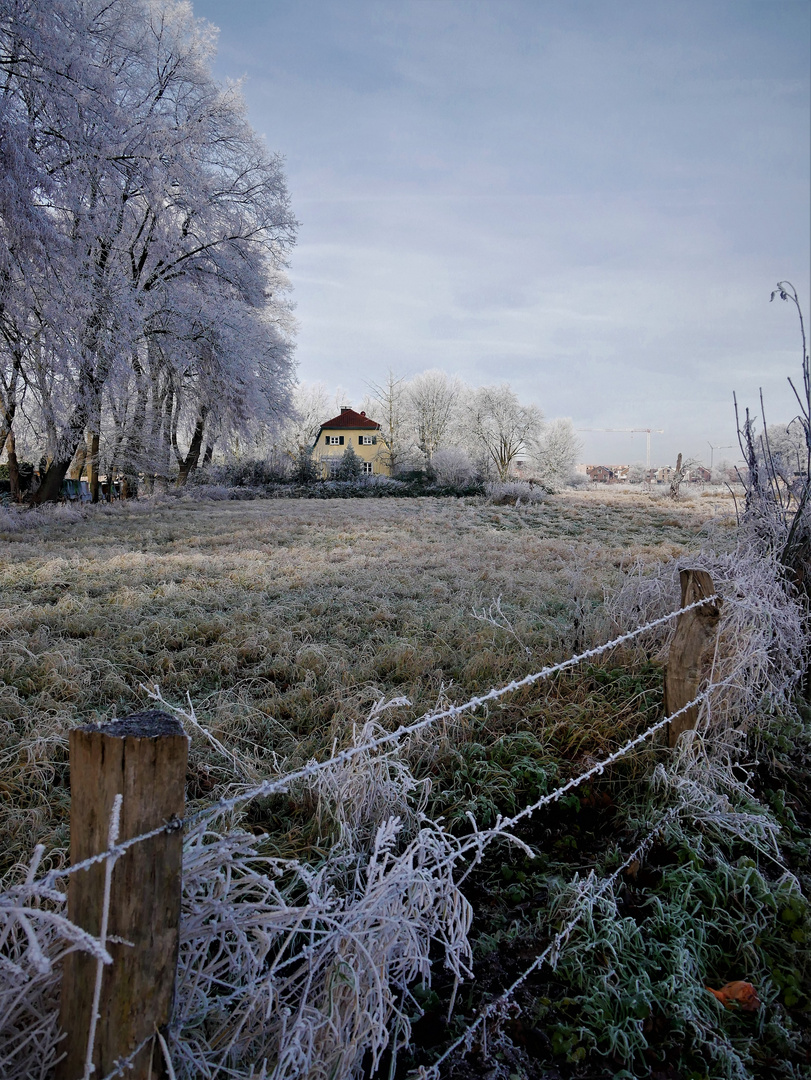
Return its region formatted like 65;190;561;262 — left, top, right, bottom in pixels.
0;0;297;500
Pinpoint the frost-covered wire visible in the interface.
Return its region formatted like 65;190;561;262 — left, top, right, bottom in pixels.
0;676;733;1080
96;1034;154;1080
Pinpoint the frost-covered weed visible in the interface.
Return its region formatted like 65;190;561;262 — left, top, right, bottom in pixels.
607;539;808;731
547;851;807;1080
0;847;110;1080
485;480;546;506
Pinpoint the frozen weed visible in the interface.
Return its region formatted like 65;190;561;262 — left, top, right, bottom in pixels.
485;480;546;506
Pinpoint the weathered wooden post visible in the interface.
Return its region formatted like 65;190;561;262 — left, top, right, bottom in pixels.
57;711;188;1080
665;569;722;747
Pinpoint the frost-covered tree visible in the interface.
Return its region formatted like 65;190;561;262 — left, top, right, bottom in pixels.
531;418;581;491
407;369;463;468
0;0;297;500
430;447;477;487
282;382;333;457
364;370;413;474
763;419;808;488
336;442;362;481
627;462;647;484
466;384;543;481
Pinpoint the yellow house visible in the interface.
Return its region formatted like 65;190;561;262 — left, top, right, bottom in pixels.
313;407;390;478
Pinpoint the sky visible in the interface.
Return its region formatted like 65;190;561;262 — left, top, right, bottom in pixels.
190;0;810;468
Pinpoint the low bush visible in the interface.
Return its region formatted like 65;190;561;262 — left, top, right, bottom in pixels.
485;479;547;505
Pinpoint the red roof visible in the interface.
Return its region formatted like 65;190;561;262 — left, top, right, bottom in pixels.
320;408;380;430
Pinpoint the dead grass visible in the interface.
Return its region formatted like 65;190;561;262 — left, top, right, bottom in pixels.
0;491;719;874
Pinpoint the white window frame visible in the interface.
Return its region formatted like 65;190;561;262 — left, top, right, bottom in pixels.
361;461;373;475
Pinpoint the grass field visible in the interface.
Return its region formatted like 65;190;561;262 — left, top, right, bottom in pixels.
0;489;721;869
3;487;810;1080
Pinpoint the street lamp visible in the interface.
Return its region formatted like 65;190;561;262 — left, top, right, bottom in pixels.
707;442;734;470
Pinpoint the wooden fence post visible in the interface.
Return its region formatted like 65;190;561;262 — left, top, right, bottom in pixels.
665;569;722;747
57;710;188;1080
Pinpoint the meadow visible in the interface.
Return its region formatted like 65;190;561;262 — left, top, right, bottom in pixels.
0;489;719;868
1;487;809;1080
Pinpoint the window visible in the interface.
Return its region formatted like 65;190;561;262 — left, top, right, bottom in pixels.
361;461;373;475
326;435;344;446
328;458;342;477
360;435;376;445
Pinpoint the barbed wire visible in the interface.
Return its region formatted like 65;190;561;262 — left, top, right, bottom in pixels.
97;1033;154;1080
36;593;719;891
414;807;682;1079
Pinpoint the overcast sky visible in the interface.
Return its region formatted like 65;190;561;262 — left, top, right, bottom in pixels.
191;0;809;467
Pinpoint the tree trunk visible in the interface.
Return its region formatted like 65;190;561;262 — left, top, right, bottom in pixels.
122;361;150;496
5;430;20;502
669;453;683;500
176;408;208;486
31;453;76;504
87;430;101;502
67;440;87;480
202;443;214;466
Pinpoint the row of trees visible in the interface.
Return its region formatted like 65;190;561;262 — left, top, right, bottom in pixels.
282;371;582;489
0;0;297;502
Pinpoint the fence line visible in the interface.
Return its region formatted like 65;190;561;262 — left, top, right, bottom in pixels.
416;808;682;1079
38;593;720;892
2;587;729;1080
28;683;726;1078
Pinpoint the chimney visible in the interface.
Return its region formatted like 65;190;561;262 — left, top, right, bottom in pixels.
340;405;351;412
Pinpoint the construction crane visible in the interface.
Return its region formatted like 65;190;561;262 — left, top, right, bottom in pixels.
577;428;664;472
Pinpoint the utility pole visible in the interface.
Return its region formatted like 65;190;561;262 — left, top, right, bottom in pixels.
577;428;664;472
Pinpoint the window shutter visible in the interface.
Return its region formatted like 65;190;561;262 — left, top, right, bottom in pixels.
372;436;377;445
339;436;344;445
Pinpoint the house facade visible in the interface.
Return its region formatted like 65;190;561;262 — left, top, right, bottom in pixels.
313;407;390;478
687;466;712;484
587;465;616;484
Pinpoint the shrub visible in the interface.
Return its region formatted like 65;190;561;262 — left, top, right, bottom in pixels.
190;458;289;489
335;444;362;481
485;479;546;506
430;448;477;488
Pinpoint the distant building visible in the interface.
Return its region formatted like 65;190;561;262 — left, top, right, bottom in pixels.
313;407;389;478
587;465;616;484
687;466;711;484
